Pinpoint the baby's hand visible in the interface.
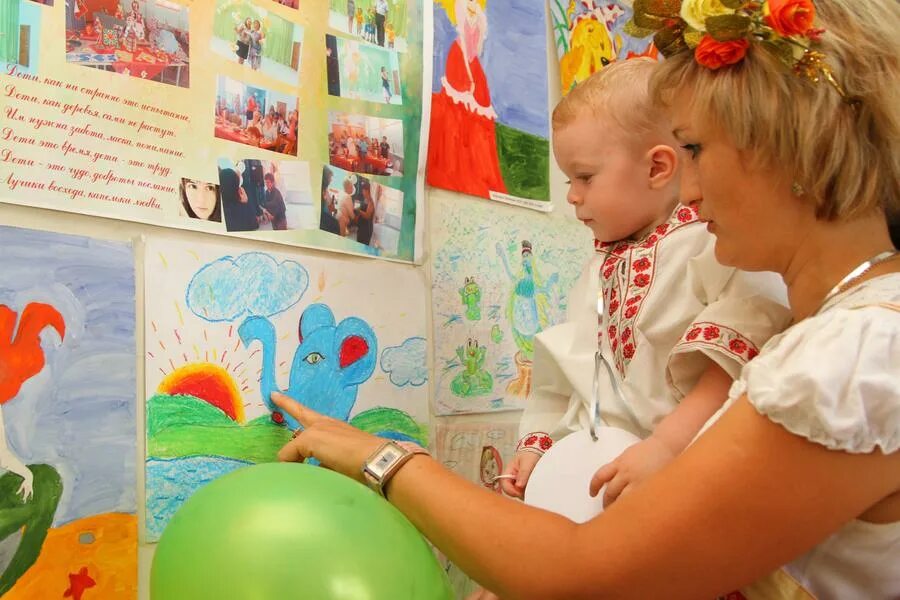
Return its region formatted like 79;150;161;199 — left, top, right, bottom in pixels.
499;450;541;499
589;436;675;507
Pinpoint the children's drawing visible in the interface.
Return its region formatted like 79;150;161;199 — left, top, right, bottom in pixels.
433;421;518;597
0;225;137;598
427;0;551;209
145;238;430;541
380;337;427;388
431;197;592;414
552;0;662;96
460;277;482;321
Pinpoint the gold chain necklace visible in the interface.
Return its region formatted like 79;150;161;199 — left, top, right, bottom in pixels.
814;250;900;315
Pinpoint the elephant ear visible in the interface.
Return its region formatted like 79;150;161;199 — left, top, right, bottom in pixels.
333;317;377;386
298;303;336;343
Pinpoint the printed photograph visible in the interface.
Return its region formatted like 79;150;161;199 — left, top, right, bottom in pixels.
320;165;404;256
211;0;304;87
2;0;45;73
179;178;222;222
218;158;315;233
65;0;190;88
328;0;407;52
327;111;404;177
326;33;402;105
215;76;300;155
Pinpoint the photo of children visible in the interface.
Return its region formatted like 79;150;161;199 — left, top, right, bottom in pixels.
328;0;407;52
327;111;404;176
2;0;43;73
325;34;402;105
179;178;222;222
218;158;315;233
320;165;404;256
211;0;304;87
65;0;190;88
215;76;300;156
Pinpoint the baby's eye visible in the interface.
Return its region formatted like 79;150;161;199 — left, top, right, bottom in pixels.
680;143;701;159
304;352;324;364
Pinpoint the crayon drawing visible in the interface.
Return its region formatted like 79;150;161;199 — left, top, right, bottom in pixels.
144;238;430;541
551;0;661;96
0;226;137;598
427;0;551;210
431;198;592;414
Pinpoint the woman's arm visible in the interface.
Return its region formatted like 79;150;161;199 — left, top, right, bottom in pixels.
275;393;900;600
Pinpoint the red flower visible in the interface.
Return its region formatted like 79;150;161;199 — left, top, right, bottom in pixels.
677;207;694;222
611;339;619;351
747;348;759;360
633;273;650;288
621;328;632;343
603;257;616;269
655;223;670;235
695;35;750;70
525;435;538;447
539;436;553;450
765;0;816;36
622;343;635;359
729;339;748;354
625;305;638;319
626;295;642;305
641;234;659;249
703;326;721;340
633;257;651;272
608;300;620;313
608;325;617;340
609;288;617;302
603;266;615;279
686;327;702;341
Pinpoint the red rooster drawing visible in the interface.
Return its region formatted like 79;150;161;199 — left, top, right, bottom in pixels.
0;303;66;501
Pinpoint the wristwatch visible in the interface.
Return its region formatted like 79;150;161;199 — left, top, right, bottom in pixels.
361;441;428;497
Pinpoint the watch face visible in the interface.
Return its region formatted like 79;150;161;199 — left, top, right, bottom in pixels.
369;445;401;478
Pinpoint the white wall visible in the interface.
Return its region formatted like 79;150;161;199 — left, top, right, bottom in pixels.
0;8;572;598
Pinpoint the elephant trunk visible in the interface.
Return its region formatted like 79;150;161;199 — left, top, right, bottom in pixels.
237;316;281;412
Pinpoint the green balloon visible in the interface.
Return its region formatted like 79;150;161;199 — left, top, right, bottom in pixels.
151;463;453;600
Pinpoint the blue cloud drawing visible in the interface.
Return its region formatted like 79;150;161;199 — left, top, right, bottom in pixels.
186;253;308;322
380;337;428;387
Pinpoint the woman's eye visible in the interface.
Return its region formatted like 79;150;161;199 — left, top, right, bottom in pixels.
304;352;324;365
206;184;217;192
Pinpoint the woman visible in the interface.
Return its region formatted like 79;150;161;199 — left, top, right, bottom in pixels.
355;178;376;246
426;0;507;198
219;167;259;233
234;17;251;65
275;1;900;598
179;178;221;222
319;167;340;235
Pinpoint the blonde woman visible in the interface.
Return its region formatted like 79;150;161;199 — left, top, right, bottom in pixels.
273;1;900;597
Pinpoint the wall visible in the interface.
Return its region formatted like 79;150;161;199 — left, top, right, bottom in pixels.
0;5;573;597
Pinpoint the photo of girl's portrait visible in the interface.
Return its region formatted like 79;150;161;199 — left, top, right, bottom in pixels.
179;178;222;222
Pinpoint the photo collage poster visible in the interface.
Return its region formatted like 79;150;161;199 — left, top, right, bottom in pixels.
0;0;428;262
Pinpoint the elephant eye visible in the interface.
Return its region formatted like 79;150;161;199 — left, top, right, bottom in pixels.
304;352;324;365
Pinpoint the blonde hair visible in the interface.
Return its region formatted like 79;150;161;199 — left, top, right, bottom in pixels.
553;58;670;145
651;0;900;221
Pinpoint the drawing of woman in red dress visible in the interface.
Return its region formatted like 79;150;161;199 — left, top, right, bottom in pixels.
427;0;507;198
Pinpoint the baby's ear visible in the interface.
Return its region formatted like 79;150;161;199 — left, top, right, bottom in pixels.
647;144;678;189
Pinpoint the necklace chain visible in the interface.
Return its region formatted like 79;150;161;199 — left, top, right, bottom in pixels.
816;250;900;314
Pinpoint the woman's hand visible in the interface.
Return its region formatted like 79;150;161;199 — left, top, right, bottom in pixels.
589;436;675;507
498;450;541;499
272;392;384;483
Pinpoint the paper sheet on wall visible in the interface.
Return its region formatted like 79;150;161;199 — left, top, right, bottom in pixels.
551;0;662;97
427;0;552;211
431;195;593;415
143;235;430;541
0;0;428;262
0;224;137;598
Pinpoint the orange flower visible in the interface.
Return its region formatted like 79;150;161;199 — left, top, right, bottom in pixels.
764;0;816;36
695;35;750;70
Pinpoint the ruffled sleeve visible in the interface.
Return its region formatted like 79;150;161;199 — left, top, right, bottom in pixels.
734;305;900;454
667;239;792;398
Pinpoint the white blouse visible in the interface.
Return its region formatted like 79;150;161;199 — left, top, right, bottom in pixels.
519;206;792;440
711;273;900;599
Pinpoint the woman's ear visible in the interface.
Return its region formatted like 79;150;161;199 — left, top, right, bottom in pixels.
647;144;678;190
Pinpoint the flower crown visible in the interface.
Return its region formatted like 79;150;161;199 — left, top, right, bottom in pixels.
626;0;853;101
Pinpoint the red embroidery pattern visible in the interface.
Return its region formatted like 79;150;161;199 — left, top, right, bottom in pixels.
517;432;553;454
596;205;701;375
675;321;760;362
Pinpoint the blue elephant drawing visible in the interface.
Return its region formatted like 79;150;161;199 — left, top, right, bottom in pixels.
238;304;377;430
